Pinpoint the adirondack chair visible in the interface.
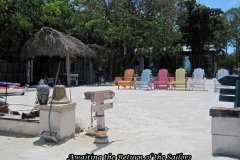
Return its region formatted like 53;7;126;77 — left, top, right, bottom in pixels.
171;68;187;90
117;69;135;89
134;69;152;90
188;68;206;90
153;69;170;90
213;68;229;92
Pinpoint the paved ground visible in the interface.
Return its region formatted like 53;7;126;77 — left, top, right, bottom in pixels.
0;80;238;160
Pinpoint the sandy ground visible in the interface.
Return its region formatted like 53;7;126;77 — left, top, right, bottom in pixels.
0;80;238;160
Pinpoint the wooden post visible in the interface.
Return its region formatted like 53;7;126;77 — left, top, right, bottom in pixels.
92;103;113;130
66;55;70;86
27;60;30;84
89;57;93;83
30;59;33;83
234;80;240;107
90;90;115;143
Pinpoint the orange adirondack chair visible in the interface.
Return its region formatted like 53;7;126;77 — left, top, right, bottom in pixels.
153;69;170;90
117;69;135;89
171;68;187;90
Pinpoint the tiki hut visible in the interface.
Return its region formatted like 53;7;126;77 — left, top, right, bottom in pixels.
22;27;95;85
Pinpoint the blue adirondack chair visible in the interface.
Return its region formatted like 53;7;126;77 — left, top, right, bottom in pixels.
134;69;152;90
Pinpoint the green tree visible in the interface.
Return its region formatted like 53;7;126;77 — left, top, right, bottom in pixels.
40;0;76;33
218;53;236;74
0;0;79;60
178;0;227;76
0;0;44;60
74;0;181;79
225;7;240;68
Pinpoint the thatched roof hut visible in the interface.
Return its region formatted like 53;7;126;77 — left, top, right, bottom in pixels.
22;27;95;59
21;27;95;85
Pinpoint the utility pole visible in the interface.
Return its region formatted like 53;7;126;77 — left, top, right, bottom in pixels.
237;39;240;76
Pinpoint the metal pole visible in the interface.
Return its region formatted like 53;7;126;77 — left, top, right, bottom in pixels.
5;62;8;107
237;39;240;76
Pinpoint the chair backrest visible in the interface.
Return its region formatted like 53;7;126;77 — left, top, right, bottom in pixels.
140;69;152;82
158;69;169;82
47;77;54;84
216;69;229;80
124;69;134;81
193;68;205;81
175;68;186;81
70;74;78;81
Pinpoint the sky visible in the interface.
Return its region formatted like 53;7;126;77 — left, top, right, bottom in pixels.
198;0;240;11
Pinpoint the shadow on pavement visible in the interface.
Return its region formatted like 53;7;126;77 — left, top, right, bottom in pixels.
33;136;72;147
90;141;115;154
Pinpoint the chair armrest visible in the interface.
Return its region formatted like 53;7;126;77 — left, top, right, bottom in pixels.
134;76;141;81
115;77;124;84
187;77;193;82
150;77;157;83
116;77;124;80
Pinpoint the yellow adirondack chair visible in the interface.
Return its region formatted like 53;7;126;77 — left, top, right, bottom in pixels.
171;68;187;90
117;69;134;89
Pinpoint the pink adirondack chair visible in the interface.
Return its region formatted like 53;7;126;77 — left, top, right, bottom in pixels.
153;69;170;89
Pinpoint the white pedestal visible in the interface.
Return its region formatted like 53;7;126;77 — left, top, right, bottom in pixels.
210;107;240;158
38;102;76;141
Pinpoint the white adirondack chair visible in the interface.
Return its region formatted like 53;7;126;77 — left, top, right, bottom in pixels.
188;68;206;90
213;68;229;92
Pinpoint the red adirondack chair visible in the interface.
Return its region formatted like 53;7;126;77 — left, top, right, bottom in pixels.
153;69;170;90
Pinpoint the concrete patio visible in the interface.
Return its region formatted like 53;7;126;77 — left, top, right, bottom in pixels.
0;79;238;160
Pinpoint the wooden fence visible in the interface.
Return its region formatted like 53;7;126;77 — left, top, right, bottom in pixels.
0;61;26;84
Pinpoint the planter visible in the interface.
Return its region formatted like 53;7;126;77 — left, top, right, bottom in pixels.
37;79;49;105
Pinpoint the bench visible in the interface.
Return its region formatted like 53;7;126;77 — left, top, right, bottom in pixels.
218;75;240;107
